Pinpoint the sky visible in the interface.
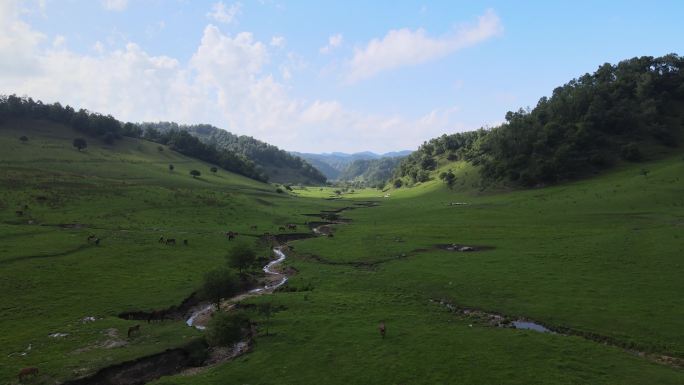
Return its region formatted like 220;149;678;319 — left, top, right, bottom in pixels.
1;1;683;153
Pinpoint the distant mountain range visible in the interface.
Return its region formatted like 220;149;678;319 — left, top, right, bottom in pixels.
293;150;412;181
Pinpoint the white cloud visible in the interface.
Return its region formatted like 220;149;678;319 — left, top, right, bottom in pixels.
270;35;286;48
207;1;242;24
0;11;465;153
101;0;128;11
319;33;343;54
346;9;502;83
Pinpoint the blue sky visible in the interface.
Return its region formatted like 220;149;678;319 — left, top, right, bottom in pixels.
1;1;683;152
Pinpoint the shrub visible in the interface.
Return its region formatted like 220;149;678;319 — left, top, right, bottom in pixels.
206;311;250;347
621;143;643;162
200;268;239;308
190;169;201;178
72;138;87;151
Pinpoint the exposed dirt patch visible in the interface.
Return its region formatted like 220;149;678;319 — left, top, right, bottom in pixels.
435;244;495;252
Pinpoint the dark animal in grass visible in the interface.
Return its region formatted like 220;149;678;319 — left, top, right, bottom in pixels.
87;234;97;243
94;238;100;246
18;367;39;382
278;226;286;231
24;204;29;210
15;210;23;216
226;231;237;240
127;324;140;338
250;225;258;230
165;238;176;245
287;224;297;230
327;233;334;238
379;321;386;339
147;310;166;323
158;236;165;243
183;239;188;245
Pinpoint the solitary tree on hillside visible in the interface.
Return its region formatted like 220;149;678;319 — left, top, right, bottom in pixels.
190;169;201;178
200;268;239;309
227;243;257;273
72;138;87;151
206;311;250;347
439;169;457;189
210;166;218;174
19;136;28;143
258;302;274;336
169;164;174;172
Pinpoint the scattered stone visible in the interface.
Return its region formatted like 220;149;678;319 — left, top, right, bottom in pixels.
81;316;97;323
49;333;69;338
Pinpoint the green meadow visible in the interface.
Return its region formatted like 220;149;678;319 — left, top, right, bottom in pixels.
1;119;683;384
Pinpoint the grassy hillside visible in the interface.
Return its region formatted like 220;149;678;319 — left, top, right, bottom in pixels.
0;118;340;382
1;118;683;384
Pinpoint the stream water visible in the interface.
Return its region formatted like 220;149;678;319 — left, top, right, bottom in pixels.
186;247;289;330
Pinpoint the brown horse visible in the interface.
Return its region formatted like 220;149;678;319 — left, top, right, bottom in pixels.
379;321;386;339
127;324;141;338
226;231;237;240
158;236;165;243
278;226;286;231
287;223;297;230
87;234;97;243
18;367;39;382
165;238;176;245
250;225;258;230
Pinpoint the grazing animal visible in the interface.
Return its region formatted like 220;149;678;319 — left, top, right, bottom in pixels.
278;226;286;231
158;236;165;243
183;239;188;245
127;324;140;338
15;210;23;216
18;367;39;382
165;238;176;245
327;233;334;238
379;321;386;339
287;224;297;230
250;225;258;230
94;238;100;246
226;231;238;240
87;234;97;243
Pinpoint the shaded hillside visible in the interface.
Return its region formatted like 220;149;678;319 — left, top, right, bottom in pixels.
396;54;684;187
140;122;326;185
337;157;404;187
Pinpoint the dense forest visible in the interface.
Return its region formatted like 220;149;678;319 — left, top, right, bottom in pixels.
396;54;684;186
337;157;405;188
140;122;326;185
0;95;267;182
294;151;411;181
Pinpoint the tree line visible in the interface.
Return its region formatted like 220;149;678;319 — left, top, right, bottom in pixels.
0;95;267;182
396;54;684;187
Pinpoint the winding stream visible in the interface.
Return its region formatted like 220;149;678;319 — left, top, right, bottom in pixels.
186;247;289;330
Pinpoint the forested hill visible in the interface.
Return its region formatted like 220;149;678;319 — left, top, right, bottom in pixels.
140;122;326;185
337;157;405;188
0;95;267;182
294;150;411;180
396;54;684;187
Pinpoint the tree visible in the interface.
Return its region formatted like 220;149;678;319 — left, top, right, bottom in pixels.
227;243;257;273
200;268;239;309
169;164;174;172
190;169;201;178
393;179;403;188
439;169;457;189
72;138;87;151
206;311;250;347
103;132;116;145
258;302;273;336
210;166;218;174
19;136;28;143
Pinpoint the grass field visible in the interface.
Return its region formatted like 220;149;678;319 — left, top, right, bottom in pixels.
1;119;683;384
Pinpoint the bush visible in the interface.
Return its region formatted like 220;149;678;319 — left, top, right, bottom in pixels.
621;143;643;161
19;135;28;143
275;188;284;194
190;169;201;178
206;311;250;347
393;179;403;188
